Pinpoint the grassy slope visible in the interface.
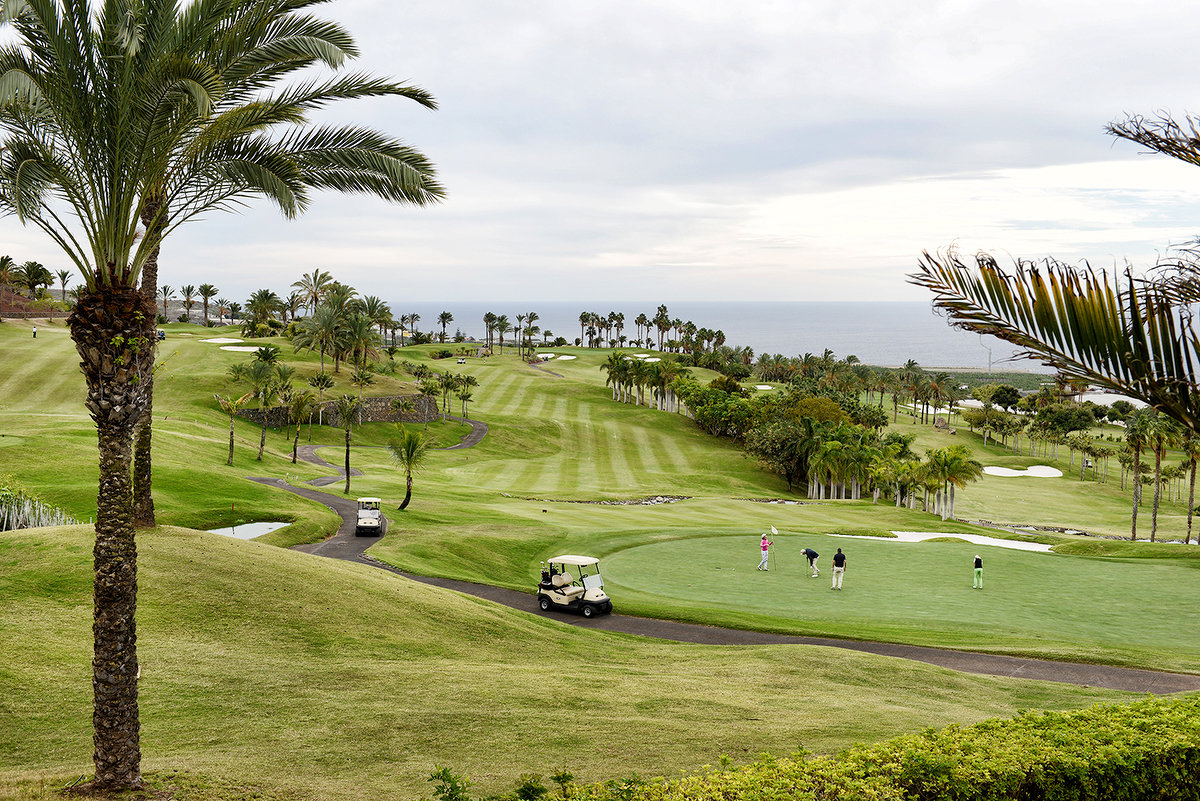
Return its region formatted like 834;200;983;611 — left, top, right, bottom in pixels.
0;525;1129;800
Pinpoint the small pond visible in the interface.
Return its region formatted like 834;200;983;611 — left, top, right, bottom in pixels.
207;521;289;540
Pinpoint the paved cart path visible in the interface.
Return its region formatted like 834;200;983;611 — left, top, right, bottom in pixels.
246;436;1200;695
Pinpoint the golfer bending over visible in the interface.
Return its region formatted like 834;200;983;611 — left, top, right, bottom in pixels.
757;532;773;571
801;548;819;577
831;548;846;589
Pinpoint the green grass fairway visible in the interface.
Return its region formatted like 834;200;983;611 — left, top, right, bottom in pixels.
0;525;1132;800
601;532;1200;670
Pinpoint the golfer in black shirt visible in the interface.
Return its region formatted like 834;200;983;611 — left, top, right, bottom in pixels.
831;548;846;590
801;548;819;577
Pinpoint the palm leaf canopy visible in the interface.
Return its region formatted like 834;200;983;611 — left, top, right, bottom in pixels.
0;0;442;290
910;249;1200;434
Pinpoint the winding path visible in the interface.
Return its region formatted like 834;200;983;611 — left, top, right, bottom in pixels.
247;430;1200;694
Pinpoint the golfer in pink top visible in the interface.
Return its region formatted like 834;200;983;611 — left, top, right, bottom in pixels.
757;533;772;571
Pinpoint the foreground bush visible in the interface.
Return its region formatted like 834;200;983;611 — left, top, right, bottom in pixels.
573;697;1200;801
432;698;1199;801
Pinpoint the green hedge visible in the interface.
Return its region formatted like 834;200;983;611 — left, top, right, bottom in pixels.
570;697;1200;801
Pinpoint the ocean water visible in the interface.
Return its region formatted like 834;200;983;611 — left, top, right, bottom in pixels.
387;301;1049;373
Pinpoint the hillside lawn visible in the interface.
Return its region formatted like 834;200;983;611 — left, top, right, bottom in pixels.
0;525;1134;800
1;317;1197;798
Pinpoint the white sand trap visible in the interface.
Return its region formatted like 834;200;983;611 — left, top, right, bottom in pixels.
642;357;660;363
632;353;653;359
536;353;557;360
755;384;774;390
983;465;1063;478
201;337;244;344
555;355;577;361
829;531;1051;552
219;345;261;352
176;332;194;336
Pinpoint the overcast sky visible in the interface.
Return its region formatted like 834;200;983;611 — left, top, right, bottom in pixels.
7;0;1200;304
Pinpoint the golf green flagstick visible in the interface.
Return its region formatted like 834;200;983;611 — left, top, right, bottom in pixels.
770;525;778;571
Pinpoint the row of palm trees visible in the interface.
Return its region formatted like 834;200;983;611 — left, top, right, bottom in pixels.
575;307;732;358
598;352;691;412
481;311;555;356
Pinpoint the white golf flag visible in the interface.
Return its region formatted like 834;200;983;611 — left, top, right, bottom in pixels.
770;526;778;536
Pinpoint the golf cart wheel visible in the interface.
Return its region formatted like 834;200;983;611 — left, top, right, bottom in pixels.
604;602;613;614
538;595;552;611
581;604;596;618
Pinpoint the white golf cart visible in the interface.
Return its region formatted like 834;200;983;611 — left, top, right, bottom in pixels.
354;497;385;537
537;555;613;618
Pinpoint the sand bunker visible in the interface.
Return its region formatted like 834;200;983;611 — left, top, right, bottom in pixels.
555;355;577;361
828;531;1052;552
536;353;557;360
755;384;774;390
201;337;244;344
983;465;1063;478
220;345;261;352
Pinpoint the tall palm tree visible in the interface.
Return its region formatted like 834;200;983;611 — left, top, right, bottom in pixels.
245;288;282;327
215;298;231;324
0;0;441;769
216;392;253;466
482;311;497;350
388;429;429;510
496;315;511;353
1147;414;1180;542
283;291;305;324
307;371;335;426
159;285;175;319
333;395;362;494
198;284;218;325
343;313;381;373
292;269;334;315
177;284;195;322
418;380;440;428
56;268;71;302
438;310;453;342
293;305;344;373
286;390;317;464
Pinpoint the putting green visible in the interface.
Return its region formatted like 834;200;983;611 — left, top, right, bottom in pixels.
601;533;1200;668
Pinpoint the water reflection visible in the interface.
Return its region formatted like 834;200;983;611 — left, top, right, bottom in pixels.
207;521;289;540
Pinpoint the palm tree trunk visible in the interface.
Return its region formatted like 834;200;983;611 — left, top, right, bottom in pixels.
399;474;413;510
344;427;351;494
1131;451;1142;541
227;415;235;466
257;421;267;461
293;426;300;464
131;199;165;529
1151;449;1163;542
70;287;153;791
1188;458;1197;545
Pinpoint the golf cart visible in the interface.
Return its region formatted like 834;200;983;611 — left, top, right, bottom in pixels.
354;497;385;537
537;555;613;618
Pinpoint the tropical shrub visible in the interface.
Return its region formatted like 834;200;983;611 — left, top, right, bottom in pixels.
424;698;1200;801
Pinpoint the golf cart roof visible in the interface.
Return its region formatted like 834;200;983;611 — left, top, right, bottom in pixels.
546;555;600;566
357;497;381;504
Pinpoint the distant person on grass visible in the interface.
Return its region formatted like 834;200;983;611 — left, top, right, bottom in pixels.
973;555;983;589
757;532;772;571
32;325;37;338
802;548;819;577
831;548;846;590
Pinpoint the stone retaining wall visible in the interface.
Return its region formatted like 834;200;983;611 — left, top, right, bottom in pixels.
232;393;438;428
